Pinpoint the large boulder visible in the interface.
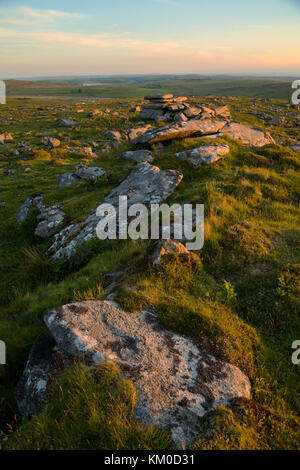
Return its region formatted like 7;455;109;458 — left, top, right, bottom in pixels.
39;301;252;447
176;144;230;168
133;119;227;145
48;163;183;261
219;122;274;147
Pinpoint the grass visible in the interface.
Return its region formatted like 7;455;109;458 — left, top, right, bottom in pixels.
0;94;299;449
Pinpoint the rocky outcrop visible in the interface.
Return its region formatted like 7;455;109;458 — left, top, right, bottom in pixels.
176;144;230;168
219;122;274;147
15;194;66;240
14;300;252;447
152;239;189;264
133;119;227;145
48;163;183;261
139;94;202;122
75;163;107;183
122;150;154;163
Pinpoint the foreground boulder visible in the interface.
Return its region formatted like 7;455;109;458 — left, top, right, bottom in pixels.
16;300;250;448
176;144;230;168
219;122;274;147
48;163;183;261
133;119;227;145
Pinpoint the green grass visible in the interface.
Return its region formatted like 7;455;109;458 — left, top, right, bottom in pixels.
0;94;300;449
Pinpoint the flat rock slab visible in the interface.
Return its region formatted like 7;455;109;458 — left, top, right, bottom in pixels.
122;150;154;163
42;301;251;448
176;144;230;168
133;119;227;145
49;163;183;261
219;122;274;147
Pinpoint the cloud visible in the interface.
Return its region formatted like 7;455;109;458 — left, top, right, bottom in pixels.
0;5;87;25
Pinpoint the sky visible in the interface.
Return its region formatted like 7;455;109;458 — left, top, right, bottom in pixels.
0;0;300;78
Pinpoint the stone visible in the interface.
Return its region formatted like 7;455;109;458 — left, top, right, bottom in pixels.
41;137;61;149
107;130;122;142
0;132;13;144
183;107;202;118
35;205;67;239
0;201;6;208
219;122;274;147
40;301;251;447
122;150;154;163
174;112;188;122
57;172;80;188
144;94;174;101
130;106;141;113
176;144;230;168
215;105;231;119
127;125;151;142
49;163;183;261
14;335;68;417
152;239;189;264
15;194;45;225
133;119;227;145
75;163;107;183
58;118;78;127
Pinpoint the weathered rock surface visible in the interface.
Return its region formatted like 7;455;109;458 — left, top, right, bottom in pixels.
152;239;189;264
219;122;274;147
215;105;231;120
133;119;227;145
40;301;251;447
75;163;107;183
49;163;183;261
15;194;67;239
35;205;67;239
127;125;151;142
122;150;154;163
290;144;300;152
57;172;80;188
176;144;230;168
14;335;66;417
15;194;45;225
41;137;61;149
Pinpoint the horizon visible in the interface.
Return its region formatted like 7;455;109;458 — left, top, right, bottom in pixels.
0;0;300;78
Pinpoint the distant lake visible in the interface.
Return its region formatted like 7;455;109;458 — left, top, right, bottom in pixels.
82;83;104;87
